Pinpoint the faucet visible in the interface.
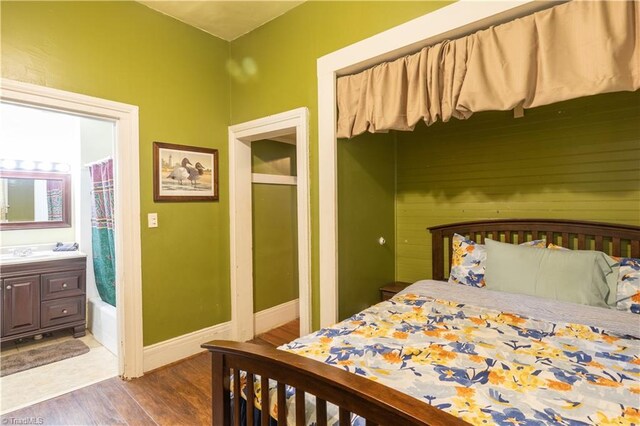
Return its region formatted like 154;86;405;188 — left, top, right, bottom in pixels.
13;248;33;257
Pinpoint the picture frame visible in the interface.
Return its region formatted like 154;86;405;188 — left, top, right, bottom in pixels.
153;141;219;202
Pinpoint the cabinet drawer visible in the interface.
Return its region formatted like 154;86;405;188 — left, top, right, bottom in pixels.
41;296;85;328
41;270;84;300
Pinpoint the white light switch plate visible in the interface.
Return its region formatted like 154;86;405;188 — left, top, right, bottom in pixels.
148;213;158;228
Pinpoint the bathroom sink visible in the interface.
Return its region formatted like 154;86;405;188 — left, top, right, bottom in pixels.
0;250;87;265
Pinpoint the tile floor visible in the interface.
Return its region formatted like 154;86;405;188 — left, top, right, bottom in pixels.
0;330;118;414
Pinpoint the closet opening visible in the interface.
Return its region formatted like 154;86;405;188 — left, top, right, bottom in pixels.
228;108;310;342
251;137;299;336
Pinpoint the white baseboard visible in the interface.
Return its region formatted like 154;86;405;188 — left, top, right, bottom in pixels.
143;320;232;372
254;299;299;335
142;299;299;373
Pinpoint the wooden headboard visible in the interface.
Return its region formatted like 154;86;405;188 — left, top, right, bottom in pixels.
427;219;640;281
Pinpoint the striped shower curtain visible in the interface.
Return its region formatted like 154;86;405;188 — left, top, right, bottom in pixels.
89;159;116;307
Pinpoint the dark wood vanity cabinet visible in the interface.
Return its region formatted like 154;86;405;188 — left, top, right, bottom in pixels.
2;275;40;337
0;256;86;342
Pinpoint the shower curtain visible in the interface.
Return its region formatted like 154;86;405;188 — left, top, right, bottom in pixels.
89;158;116;307
46;180;63;221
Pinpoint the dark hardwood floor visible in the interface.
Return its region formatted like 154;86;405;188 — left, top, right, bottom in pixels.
248;318;299;347
1;320;300;425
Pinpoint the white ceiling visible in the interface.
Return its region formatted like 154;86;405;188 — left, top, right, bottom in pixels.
137;1;306;41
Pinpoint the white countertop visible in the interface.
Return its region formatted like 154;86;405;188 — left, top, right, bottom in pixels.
0;244;87;266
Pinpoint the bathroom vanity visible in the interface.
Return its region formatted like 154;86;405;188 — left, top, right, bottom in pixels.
0;252;87;343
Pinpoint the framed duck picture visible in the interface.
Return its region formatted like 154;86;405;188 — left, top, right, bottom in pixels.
153;141;219;202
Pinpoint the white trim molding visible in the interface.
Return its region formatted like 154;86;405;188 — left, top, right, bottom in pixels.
1;78;144;378
143;321;232;373
254;299;299;335
252;173;297;186
143;299;298;372
229;107;311;341
317;1;554;328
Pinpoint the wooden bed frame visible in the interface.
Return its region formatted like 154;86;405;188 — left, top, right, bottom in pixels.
203;219;640;426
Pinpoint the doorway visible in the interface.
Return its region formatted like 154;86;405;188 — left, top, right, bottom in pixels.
0;79;143;384
0;103;121;413
228;108;311;341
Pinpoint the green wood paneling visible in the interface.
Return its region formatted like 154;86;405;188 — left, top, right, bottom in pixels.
396;91;640;283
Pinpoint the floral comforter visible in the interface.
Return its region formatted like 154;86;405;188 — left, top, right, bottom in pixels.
248;293;640;425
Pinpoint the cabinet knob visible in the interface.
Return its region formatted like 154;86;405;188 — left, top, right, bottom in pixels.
62;283;68;288
62;309;68;314
5;285;11;290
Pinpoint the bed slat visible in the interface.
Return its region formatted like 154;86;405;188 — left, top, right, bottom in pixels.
277;382;286;424
233;369;241;426
211;353;231;426
295;389;305;426
261;375;269;426
577;234;586;250
595;235;603;251
339;408;350;425
432;230;445;280
632;240;640;258
316;397;327;426
613;237;621;257
479;231;486;244
246;372;254;426
562;232;569;248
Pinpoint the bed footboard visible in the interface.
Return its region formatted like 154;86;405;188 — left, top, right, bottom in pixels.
202;340;467;426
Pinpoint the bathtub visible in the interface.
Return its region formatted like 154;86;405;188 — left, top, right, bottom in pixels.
87;297;118;356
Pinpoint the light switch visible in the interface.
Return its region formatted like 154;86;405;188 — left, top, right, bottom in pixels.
148;213;158;228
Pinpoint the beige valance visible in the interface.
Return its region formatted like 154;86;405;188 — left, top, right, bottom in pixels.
336;0;640;139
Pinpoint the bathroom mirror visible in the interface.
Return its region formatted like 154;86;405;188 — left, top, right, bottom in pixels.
0;169;71;230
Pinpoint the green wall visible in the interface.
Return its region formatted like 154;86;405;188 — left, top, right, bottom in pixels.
1;1;231;345
396;91;640;282
252;140;298;312
338;133;396;319
2;0;449;342
230;1;451;326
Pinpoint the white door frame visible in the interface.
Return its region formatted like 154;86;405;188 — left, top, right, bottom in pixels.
229;107;311;341
1;78;144;378
317;0;554;327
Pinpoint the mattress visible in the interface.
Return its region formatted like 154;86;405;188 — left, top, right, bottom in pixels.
243;281;640;425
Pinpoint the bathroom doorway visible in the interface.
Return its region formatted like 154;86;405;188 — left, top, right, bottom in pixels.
0;79;142;413
0;103;118;413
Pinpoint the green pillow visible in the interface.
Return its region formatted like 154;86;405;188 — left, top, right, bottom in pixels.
484;239;619;308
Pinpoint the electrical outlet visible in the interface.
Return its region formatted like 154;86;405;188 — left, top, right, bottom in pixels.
148;213;158;228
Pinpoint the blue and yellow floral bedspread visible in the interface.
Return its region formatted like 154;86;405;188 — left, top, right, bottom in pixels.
279;293;640;425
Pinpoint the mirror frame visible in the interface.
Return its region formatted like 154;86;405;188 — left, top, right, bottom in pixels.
0;169;72;231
